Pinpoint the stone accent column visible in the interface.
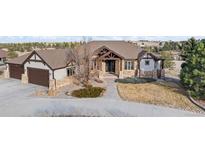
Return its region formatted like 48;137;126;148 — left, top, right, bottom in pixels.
115;59;119;75
21;69;28;84
21;74;28;84
121;59;124;71
119;71;123;79
99;71;104;79
4;64;10;78
161;69;165;78
3;70;9;78
102;61;105;74
48;79;57;96
49;79;56;91
4;70;9;78
134;60;138;70
118;59;124;78
153;71;158;79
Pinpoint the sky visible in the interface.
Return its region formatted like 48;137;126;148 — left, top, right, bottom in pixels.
0;36;204;43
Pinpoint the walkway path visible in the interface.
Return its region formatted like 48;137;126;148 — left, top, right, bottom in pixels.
103;78;121;100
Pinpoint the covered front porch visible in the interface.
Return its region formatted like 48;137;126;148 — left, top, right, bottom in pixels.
99;59;122;78
91;47;124;79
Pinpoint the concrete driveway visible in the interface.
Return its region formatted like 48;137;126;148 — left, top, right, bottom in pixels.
0;79;44;103
0;78;203;117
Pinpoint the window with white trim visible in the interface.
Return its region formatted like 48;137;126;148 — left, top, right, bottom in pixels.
124;60;134;70
67;67;75;76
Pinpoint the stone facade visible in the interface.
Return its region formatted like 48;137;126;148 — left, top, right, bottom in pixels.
121;59;138;78
94;56;164;79
4;70;9;79
139;69;165;79
49;76;74;91
94;58;140;79
139;70;158;78
21;69;28;84
21;73;28;84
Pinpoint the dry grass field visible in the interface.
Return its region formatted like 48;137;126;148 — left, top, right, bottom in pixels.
117;81;202;113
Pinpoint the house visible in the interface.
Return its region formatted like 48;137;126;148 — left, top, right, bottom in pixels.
0;49;7;65
5;41;165;89
131;40;164;48
77;41;165;79
5;49;75;89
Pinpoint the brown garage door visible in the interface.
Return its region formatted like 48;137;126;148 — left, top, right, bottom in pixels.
27;67;49;87
9;64;24;79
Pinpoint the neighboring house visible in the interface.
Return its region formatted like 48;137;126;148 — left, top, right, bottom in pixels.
131;40;164;48
77;41;165;79
6;49;75;88
5;41;165;89
0;49;7;65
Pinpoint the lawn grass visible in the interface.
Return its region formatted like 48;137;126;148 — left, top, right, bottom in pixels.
117;81;203;113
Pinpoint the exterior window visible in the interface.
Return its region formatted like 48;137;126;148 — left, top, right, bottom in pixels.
124;60;134;70
67;67;75;76
91;61;96;70
145;60;150;66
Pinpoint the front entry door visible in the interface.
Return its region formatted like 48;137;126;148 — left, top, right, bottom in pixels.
106;60;115;73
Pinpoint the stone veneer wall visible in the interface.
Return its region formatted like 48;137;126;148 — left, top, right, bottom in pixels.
3;64;10;78
21;69;28;84
115;59;120;76
95;59;139;79
49;76;74;90
4;70;9;78
121;59;138;78
139;70;158;78
21;74;28;84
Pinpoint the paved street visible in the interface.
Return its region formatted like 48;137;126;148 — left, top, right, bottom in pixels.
0;78;203;117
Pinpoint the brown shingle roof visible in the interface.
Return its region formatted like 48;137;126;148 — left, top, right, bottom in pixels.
0;49;7;58
77;41;143;59
35;49;72;69
138;50;162;60
7;53;30;64
7;49;72;70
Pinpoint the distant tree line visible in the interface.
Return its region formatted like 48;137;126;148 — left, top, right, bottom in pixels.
0;42;82;52
160;41;180;51
0;42;82;59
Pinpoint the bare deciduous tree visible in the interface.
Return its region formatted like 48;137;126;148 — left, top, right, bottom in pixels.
69;37;92;85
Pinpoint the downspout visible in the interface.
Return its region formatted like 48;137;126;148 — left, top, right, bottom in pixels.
138;58;141;78
52;69;57;90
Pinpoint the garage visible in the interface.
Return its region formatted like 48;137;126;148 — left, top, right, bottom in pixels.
9;64;24;79
27;67;49;87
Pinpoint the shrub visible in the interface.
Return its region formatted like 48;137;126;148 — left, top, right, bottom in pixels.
115;77;156;84
71;86;105;98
